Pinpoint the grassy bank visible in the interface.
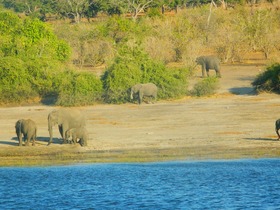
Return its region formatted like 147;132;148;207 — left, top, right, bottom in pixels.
1;145;280;167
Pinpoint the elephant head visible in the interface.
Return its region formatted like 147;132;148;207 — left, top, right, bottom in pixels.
130;84;142;100
48;109;86;145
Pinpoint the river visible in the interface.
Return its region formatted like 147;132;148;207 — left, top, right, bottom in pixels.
0;159;280;209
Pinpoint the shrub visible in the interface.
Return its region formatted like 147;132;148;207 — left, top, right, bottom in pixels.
102;44;189;103
191;77;219;97
252;63;280;93
56;71;103;106
0;57;38;103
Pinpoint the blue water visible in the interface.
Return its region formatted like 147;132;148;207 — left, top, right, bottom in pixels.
0;159;280;209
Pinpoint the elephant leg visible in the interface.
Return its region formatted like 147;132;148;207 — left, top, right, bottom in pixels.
201;68;206;77
216;70;222;78
72;134;77;144
58;125;63;138
32;135;35;146
18;134;23;146
23;134;27;145
206;68;210;77
59;125;67;144
276;129;280;140
138;93;142;104
25;135;30;146
153;95;157;104
201;64;207;77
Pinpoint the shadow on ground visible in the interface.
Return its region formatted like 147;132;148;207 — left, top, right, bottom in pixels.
229;87;256;95
244;137;277;141
4;136;62;146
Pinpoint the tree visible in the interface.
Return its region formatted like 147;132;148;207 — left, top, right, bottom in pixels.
56;0;94;23
2;0;57;20
125;0;155;20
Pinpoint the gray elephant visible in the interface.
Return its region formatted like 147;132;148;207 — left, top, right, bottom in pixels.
65;127;88;146
15;119;37;146
195;55;221;78
48;109;86;145
130;83;158;104
275;119;280;140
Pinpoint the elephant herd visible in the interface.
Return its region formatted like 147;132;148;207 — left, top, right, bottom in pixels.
14;55;222;146
15;109;88;147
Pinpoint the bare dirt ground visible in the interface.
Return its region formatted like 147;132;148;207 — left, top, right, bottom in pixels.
1;62;280;166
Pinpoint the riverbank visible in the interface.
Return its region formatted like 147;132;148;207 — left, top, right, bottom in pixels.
1;64;280;167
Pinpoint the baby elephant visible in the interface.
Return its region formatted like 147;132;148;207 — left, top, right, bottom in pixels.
275;119;280;140
65;127;88;147
15;119;37;146
195;55;221;78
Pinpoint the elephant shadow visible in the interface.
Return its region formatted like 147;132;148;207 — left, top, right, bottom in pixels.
0;139;18;146
229;87;256;95
9;136;62;146
244;137;278;141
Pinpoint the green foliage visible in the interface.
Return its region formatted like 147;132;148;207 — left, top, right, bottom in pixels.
0;10;71;61
56;71;103;106
0;9;72;104
191;77;219;97
0;57;37;103
252;64;280;93
147;7;162;18
102;44;189;103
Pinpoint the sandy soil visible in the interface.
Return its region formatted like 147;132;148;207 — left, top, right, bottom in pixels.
1;63;280;166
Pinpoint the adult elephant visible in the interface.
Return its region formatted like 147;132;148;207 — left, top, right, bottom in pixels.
195;55;221;78
15;119;37;146
48;109;86;145
130;83;158;104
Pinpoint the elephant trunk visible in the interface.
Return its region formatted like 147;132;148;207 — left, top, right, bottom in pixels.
130;90;134;100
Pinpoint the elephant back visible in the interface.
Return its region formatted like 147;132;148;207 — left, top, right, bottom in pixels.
60;108;86;127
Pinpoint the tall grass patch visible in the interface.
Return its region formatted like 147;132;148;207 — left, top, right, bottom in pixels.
191;77;219;97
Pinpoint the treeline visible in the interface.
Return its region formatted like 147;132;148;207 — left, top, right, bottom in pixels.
0;0;276;22
1;2;280;106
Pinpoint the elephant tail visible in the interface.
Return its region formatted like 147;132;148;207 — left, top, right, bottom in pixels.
15;119;23;132
35;127;37;140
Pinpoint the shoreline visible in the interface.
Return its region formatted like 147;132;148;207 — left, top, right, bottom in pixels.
1;145;280;167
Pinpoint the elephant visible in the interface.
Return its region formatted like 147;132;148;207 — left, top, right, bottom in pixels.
48;109;86;145
275;119;280;140
130;83;158;104
15;119;37;146
195;55;221;78
65;127;88;146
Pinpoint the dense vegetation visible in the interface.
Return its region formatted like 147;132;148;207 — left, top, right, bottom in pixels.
0;1;280;105
252;64;280;93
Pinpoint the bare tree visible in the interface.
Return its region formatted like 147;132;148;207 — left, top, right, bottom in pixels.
125;0;154;20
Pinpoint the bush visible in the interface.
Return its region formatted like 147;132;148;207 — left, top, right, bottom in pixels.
0;57;38;103
102;44;189;103
191;77;219;97
252;63;280;93
56;71;103;106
